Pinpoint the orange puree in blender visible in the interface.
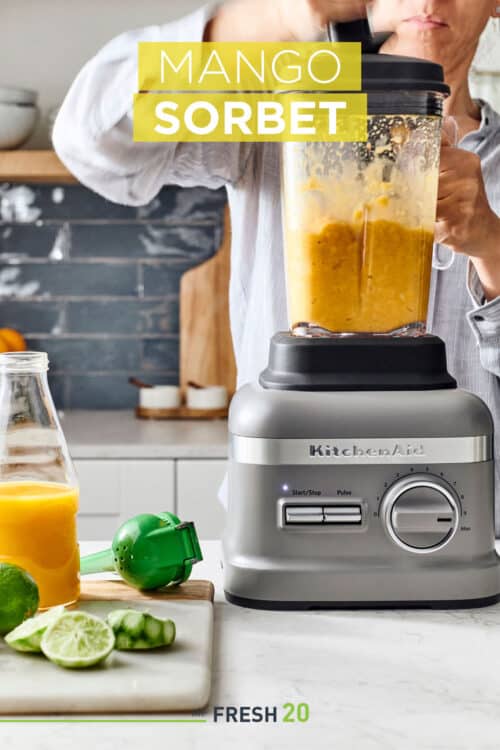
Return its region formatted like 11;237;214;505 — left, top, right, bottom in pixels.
286;219;434;334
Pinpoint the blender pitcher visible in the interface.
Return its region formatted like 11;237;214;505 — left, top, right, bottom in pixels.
282;41;450;336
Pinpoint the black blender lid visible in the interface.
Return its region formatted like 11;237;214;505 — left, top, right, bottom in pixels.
362;53;450;95
259;334;457;392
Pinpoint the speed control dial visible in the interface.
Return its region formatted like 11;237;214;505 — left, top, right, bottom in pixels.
381;475;460;553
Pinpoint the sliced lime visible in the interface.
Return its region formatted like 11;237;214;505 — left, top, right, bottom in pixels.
41;612;115;669
5;605;65;652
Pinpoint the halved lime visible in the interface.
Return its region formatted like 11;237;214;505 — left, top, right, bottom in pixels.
0;562;39;635
41;612;115;669
5;605;65;652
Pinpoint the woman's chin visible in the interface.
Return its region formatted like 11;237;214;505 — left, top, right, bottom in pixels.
381;33;451;66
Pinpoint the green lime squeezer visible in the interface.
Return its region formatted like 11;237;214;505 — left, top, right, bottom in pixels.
80;512;203;590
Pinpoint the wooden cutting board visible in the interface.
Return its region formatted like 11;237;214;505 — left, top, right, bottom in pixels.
180;205;237;396
0;580;214;715
80;579;214;603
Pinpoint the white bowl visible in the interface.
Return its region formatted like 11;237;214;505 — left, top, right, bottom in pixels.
0;86;37;106
186;385;228;410
139;386;181;410
0;102;38;149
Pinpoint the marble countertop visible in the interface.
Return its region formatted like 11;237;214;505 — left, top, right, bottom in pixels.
59;410;228;459
3;540;500;749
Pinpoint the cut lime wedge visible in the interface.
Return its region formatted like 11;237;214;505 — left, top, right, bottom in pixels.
41;612;115;669
5;605;65;652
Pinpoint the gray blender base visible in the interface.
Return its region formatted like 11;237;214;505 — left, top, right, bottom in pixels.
223;384;500;610
223;540;500;610
224;592;500;610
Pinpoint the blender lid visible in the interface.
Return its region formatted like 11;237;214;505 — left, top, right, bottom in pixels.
361;54;450;95
259;334;457;392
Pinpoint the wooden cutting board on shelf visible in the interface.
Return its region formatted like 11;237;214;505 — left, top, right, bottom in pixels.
0;580;214;715
180;205;236;396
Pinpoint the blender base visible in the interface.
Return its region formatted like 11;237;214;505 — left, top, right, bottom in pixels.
224;591;500;611
223;333;500;611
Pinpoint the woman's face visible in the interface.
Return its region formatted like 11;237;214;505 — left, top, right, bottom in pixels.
372;0;496;71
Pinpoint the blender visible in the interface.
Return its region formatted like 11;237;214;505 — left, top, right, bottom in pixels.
222;22;500;608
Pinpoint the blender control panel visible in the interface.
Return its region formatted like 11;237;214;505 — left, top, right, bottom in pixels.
284;503;362;526
278;472;462;553
278;498;367;531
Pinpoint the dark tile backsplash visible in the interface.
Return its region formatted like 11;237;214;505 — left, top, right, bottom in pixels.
1;261;140;297
65;299;180;335
1;300;63;334
0;183;226;409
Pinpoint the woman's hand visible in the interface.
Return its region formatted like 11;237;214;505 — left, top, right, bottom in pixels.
436;144;500;300
285;0;369;40
208;0;370;43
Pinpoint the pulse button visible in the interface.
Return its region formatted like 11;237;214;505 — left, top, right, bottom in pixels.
324;506;362;524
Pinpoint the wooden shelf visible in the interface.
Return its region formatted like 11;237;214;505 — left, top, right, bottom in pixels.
0;150;77;184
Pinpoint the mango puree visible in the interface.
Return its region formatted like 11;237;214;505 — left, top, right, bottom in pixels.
286;219;434;334
0;481;80;608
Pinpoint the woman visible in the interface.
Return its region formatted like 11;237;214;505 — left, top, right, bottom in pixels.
53;0;500;523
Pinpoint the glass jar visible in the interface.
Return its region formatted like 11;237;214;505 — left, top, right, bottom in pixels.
282;90;446;336
0;352;79;608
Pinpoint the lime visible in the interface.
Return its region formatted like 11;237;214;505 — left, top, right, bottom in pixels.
5;606;65;652
41;611;115;669
0;563;39;636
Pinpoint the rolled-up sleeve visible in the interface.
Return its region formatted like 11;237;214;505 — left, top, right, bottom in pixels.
467;260;500;378
52;4;255;205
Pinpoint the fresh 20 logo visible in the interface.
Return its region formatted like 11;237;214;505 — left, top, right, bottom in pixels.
283;702;310;723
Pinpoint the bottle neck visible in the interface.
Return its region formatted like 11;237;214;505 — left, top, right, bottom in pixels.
0;351;48;375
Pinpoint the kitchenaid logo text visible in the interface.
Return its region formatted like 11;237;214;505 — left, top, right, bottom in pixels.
309;443;426;458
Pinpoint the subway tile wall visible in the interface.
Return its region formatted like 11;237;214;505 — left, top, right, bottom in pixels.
0;183;227;409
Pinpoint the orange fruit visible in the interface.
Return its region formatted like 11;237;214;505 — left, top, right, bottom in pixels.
0;329;27;352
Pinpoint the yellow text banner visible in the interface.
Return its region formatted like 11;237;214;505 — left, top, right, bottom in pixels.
138;42;361;92
133;93;367;143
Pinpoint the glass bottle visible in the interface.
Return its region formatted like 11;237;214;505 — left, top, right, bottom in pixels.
0;352;79;608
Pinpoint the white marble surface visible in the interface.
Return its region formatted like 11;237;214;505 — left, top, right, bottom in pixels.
59;410;228;459
2;540;500;750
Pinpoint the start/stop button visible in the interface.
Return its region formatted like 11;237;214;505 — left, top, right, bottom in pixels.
285;506;323;524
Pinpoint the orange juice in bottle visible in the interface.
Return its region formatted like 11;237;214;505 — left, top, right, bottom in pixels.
0;352;80;608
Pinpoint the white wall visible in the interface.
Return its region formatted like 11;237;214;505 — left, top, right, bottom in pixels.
1;0;207;147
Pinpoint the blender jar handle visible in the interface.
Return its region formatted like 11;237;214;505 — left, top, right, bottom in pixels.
432;244;455;271
432;116;458;271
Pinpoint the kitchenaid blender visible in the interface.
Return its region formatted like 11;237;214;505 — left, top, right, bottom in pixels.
222;21;500;609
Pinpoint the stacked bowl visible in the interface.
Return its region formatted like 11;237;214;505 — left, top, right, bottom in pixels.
0;87;38;149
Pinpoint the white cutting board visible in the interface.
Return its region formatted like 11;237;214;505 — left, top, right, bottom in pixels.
0;580;214;714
